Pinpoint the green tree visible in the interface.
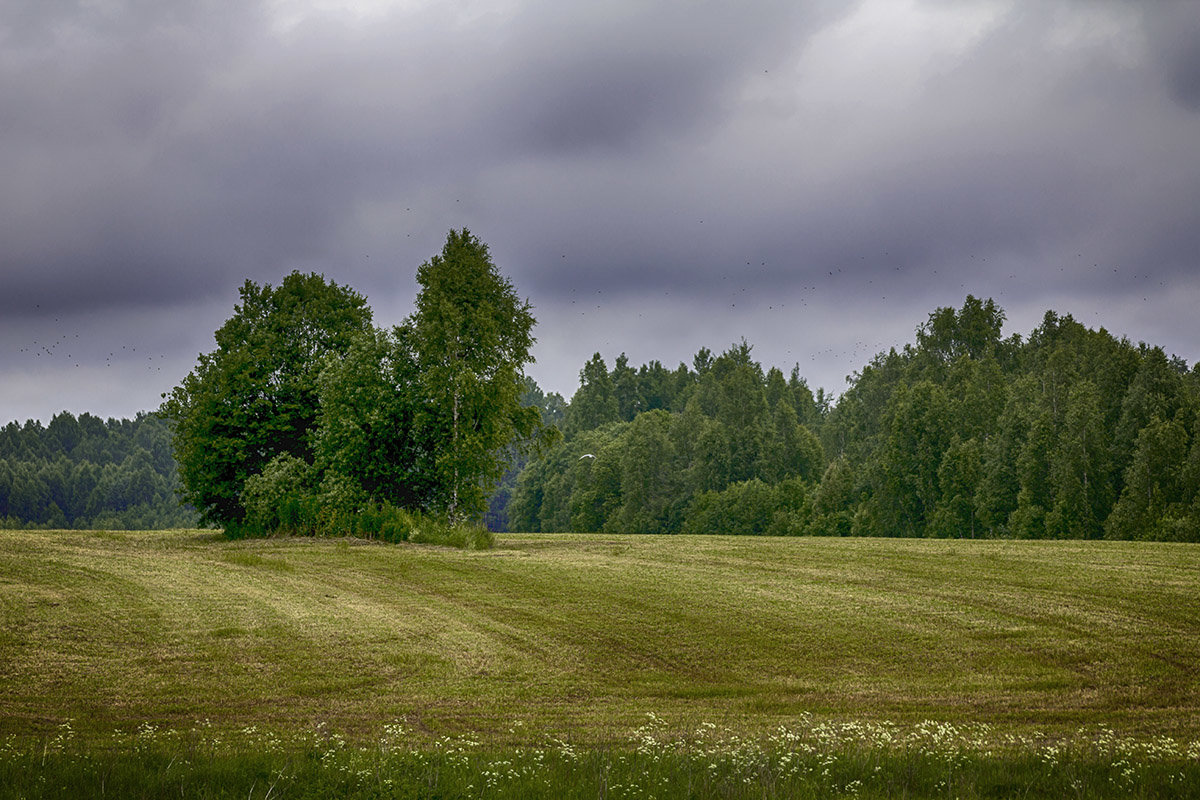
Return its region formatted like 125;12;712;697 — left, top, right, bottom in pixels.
787;365;822;428
810;456;858;536
760;401;824;484
407;229;544;521
314;327;433;510
929;435;983;538
240;453;316;535
1045;382;1111;539
1009;407;1055;539
683;477;777;536
613;410;682;533
917;295;1006;364
566;354;619;435
160;271;373;525
1106;415;1190;540
611;353;641;421
47;412;83;456
876;381;951;537
1111;347;1188;494
568;427;624;532
635;360;678;413
706;343;769;484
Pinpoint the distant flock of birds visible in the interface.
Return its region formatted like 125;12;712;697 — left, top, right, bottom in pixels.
16;332;168;372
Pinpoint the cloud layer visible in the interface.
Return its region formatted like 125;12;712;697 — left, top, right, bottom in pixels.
2;0;1198;420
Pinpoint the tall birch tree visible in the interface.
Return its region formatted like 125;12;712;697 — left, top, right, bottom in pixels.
407;229;543;521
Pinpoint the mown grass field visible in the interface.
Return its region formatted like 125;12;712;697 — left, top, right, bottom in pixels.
2;529;1198;745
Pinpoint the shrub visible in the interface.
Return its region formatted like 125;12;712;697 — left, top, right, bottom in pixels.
352;502;413;543
240;454;315;536
232;457;491;548
409;514;494;549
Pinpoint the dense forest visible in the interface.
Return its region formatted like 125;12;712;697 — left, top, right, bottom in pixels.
509;296;1200;541
0;412;198;529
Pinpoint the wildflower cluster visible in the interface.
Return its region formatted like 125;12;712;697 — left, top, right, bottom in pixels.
2;715;1198;799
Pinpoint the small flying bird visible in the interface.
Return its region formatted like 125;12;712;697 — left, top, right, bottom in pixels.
579;454;595;460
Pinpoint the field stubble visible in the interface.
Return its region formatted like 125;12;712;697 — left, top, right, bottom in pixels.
0;530;1198;747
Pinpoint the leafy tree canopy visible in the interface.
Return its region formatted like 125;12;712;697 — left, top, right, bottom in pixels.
406;229;549;521
160;272;373;525
513;294;1200;541
161;230;549;539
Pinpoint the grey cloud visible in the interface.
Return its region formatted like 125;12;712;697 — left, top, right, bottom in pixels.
1;0;850;314
1;0;1198;421
486;1;844;156
1142;0;1200;112
1165;44;1200;111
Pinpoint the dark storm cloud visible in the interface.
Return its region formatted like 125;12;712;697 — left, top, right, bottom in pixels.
0;0;842;317
1;0;1198;420
486;1;841;156
1143;0;1200;112
490;0;1195;305
0;0;263;314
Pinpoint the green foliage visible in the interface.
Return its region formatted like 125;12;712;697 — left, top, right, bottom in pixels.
564;352;698;435
929;435;983;538
1106;415;1192;540
160;272;373;525
0;412;197;529
806;296;1200;539
809;456;858;536
313;327;433;511
564;352;620;435
683;476;811;536
483;377;568;531
232;473;486;546
916;294;1008;363
521;294;1200;540
511;343;826;534
156;231;544;544
407;229;546;522
408;514;495;550
239;453;315;535
613;409;683;533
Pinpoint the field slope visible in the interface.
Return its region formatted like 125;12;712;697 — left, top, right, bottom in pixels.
1;530;1198;743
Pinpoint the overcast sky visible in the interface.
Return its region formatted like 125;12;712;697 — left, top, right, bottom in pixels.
2;0;1199;424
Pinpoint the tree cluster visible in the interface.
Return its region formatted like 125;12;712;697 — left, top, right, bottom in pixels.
511;295;1200;540
0;412;198;529
160;230;548;540
508;342;827;534
820;297;1200;540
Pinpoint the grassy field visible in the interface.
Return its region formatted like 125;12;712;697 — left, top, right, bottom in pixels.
4;529;1200;797
2;529;1198;746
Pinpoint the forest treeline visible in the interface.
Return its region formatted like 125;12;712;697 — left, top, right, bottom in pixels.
509;296;1200;540
5;291;1199;541
0;412;198;529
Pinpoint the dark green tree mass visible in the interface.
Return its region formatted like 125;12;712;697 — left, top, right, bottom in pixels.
160;272;373;526
159;230;547;539
511;295;1200;541
0;412;197;529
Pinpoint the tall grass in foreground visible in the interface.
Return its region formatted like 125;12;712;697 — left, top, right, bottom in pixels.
226;502;495;549
5;715;1198;800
